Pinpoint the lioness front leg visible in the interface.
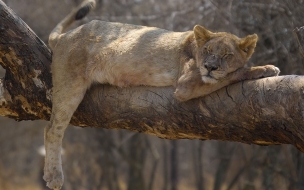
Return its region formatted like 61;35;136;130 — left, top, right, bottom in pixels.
175;65;280;101
237;65;280;80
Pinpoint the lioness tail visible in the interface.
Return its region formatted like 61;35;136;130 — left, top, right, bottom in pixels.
49;0;96;48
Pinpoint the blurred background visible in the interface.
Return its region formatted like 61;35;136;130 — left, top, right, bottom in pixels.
1;0;304;189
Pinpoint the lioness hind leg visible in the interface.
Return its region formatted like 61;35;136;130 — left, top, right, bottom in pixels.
44;78;89;190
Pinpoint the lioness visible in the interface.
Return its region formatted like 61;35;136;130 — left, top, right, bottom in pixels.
44;0;280;189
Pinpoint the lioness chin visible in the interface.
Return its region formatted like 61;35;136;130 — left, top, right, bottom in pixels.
44;0;280;189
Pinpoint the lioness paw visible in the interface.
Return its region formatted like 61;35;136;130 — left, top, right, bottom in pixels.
174;89;188;102
263;65;280;77
44;164;64;190
47;176;63;190
241;65;280;81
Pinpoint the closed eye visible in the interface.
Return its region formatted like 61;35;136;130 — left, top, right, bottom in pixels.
204;46;212;54
222;52;234;59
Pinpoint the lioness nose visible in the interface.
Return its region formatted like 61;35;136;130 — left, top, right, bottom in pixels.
205;65;218;72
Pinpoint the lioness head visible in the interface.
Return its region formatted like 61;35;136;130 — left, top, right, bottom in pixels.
193;25;258;84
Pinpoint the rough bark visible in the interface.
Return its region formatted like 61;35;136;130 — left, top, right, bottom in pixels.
1;1;304;152
0;0;52;120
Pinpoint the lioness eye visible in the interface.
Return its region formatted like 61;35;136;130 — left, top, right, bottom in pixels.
204;46;212;54
223;53;233;59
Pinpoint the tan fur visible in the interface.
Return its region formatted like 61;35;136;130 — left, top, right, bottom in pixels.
44;0;280;189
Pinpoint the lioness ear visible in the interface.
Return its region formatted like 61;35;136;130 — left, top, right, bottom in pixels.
239;34;258;59
193;25;213;46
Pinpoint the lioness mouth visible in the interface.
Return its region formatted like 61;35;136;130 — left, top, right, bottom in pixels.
207;72;214;78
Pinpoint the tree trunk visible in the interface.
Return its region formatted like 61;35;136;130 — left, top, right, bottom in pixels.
192;141;204;190
213;143;234;190
170;141;178;190
127;134;146;190
162;141;169;190
1;1;304;152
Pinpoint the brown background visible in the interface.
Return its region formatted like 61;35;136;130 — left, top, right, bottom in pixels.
0;0;304;189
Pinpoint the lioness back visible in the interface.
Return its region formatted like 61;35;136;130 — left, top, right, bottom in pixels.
51;20;192;87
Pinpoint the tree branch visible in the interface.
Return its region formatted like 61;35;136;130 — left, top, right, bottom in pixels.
1;0;304;152
294;26;304;58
